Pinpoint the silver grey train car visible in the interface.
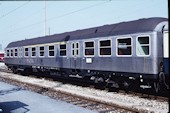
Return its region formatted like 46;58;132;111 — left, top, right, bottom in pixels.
4;17;169;93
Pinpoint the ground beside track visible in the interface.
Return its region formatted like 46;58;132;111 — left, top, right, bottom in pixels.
0;81;97;113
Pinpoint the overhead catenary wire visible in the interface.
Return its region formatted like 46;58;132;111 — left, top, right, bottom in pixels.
0;1;30;20
31;0;160;36
0;7;45;32
0;1;111;36
47;1;110;22
0;0;166;42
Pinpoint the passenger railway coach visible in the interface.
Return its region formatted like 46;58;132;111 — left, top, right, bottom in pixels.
4;17;169;93
0;50;4;62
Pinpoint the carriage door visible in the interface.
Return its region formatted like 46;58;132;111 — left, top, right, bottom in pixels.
72;42;80;69
163;31;169;75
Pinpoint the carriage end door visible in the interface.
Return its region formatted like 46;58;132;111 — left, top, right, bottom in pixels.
163;31;169;75
72;42;80;69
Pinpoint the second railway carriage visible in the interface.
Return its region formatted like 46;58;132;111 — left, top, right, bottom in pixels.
0;50;4;62
4;17;169;92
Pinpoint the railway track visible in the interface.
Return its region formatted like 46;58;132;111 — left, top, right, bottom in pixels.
0;75;140;113
0;67;168;113
0;67;168;100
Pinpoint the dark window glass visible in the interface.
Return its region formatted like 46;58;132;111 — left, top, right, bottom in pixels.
138;37;149;44
99;40;111;56
60;45;66;49
49;45;54;56
76;50;79;55
100;48;111;55
40;52;44;56
76;43;79;48
39;46;44;56
100;40;110;47
7;50;9;56
49;46;54;50
60;51;66;56
32;48;35;51
49;51;54;56
118;47;132;55
72;50;74;56
25;48;28;56
40;47;44;50
15;49;18;56
60;44;66;56
25;48;28;51
85;49;94;55
85;42;94;47
118;38;131;45
32;47;36;56
11;50;13;56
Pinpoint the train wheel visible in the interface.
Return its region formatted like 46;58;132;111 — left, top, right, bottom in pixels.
21;68;32;76
11;67;18;74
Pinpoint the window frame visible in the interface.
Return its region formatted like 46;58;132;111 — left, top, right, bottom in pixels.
14;48;18;57
24;47;29;57
6;49;10;57
48;45;55;57
39;46;45;57
59;44;67;57
136;35;151;57
31;47;36;57
116;37;133;57
84;40;95;57
98;39;112;57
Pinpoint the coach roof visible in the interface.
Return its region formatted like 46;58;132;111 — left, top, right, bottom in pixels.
7;17;167;48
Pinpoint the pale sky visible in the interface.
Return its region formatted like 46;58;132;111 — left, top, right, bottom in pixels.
0;0;168;49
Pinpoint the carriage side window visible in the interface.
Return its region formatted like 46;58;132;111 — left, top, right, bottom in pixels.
25;48;29;57
39;46;44;57
60;44;66;56
99;40;111;56
117;38;132;56
14;48;18;57
48;45;54;56
136;36;150;56
31;47;36;57
6;50;10;57
10;49;13;57
85;41;94;56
